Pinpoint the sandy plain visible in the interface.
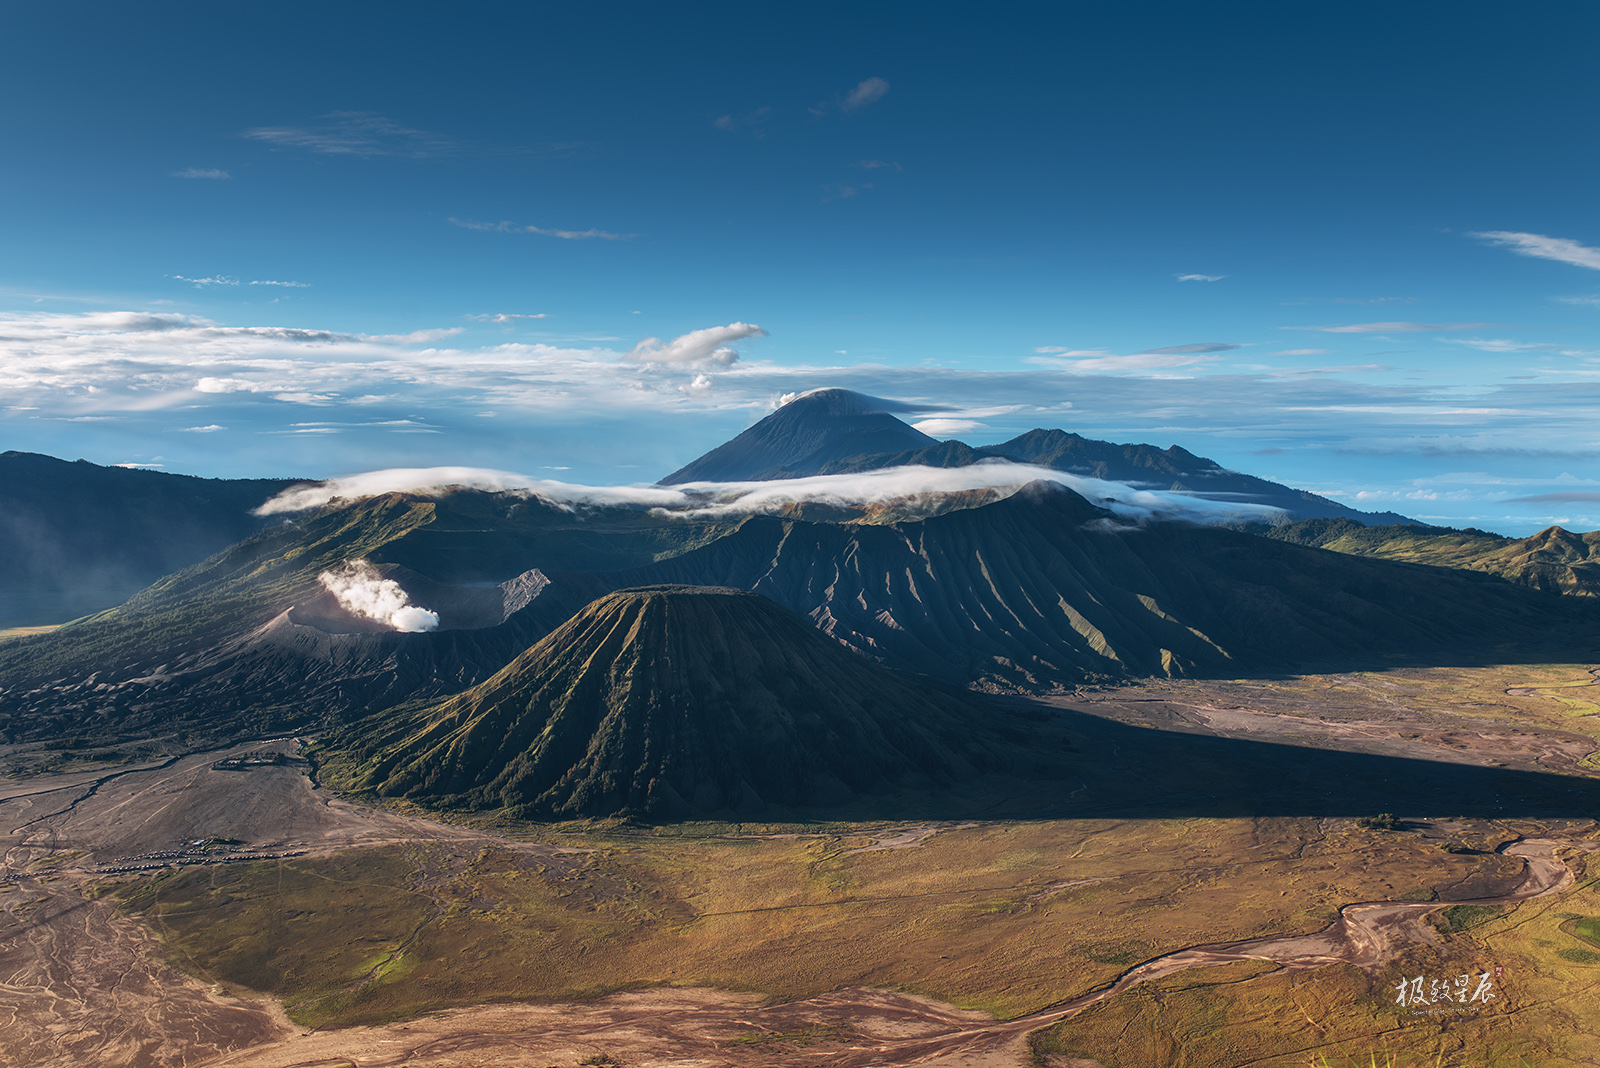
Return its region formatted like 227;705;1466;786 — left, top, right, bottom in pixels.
2;663;1598;1068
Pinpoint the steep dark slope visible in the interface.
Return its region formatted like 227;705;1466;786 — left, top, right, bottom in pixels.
813;428;1414;525
563;482;1595;690
325;586;1009;818
659;388;938;483
0;451;301;625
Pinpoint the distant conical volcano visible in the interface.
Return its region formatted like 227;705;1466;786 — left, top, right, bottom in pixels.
329;585;1008;818
658;388;940;484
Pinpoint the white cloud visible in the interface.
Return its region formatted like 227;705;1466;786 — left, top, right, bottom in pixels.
243;111;454;158
0;310;798;434
1472;230;1600;271
449;217;632;241
626;322;767;368
1443;337;1546;353
170;274;240;287
195;376;276;394
821;183;872;202
1176;274;1225;282
713;107;773;135
170;274;309;289
1286;322;1495;334
841;77;890;111
172;168;231;180
178;424;226;432
255;461;1286;525
361;327;466;345
112;462;163;468
912;417;986;437
467;312;550;322
1273;348;1336;356
1031;349;1225;374
1555;294;1600;307
1142;343;1241;355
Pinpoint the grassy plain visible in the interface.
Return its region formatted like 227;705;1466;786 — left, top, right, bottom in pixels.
123;815;1537;1030
1031;855;1600;1068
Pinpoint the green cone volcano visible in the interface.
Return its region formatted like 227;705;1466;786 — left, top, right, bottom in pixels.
331;585;1007;819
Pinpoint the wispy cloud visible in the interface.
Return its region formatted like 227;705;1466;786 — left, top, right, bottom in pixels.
168;274;309;289
169;275;238;288
1555;294;1600;308
1285;321;1494;334
467;312;550;322
449;217;633;241
1141;342;1241;355
852;159;902;171
1030;349;1225;374
361;327;466;345
1502;491;1600;504
177;424;226;432
841;77;890;111
1176;273;1224;282
1274;348;1336;356
1441;337;1600;356
242;111;454;158
813;77;892;117
1279;296;1420;306
713;107;773;135
1472;230;1600;272
171;167;230;180
821;183;872;203
626;322;767;368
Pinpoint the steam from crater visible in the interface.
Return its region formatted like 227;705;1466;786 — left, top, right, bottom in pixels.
318;559;440;632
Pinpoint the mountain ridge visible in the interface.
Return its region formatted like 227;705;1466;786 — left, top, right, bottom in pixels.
658;389;1414;525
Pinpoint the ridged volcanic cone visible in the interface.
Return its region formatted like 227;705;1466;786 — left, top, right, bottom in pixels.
338;585;1007;818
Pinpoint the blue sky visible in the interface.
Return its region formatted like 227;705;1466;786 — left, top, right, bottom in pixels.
2;1;1598;534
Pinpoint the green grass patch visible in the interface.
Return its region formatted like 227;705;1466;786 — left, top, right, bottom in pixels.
1435;904;1500;932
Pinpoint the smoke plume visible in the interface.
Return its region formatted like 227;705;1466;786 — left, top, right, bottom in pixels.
318;560;440;632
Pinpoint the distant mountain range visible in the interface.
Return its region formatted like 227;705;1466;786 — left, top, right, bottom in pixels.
661;388;1417;525
1258;517;1600;598
0;451;299;626
2;391;1419;626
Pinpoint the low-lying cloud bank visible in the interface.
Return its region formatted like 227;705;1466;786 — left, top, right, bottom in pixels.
258;462;1288;525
